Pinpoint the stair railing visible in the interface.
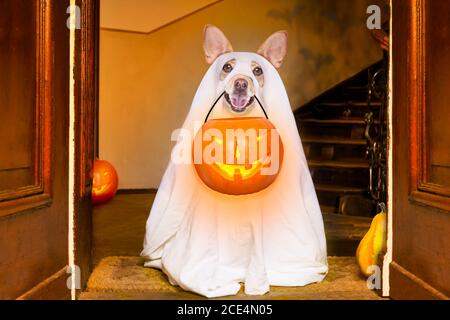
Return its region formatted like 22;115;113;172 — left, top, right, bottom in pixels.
365;58;388;204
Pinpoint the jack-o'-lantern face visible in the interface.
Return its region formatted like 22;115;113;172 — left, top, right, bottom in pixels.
193;117;283;195
92;160;119;205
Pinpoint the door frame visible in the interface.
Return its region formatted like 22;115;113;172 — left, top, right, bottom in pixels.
78;0;411;300
73;0;99;297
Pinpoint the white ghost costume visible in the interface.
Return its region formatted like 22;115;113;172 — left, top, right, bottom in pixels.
141;52;328;298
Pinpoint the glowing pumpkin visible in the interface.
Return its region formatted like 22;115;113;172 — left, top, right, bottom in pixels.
193;117;283;195
92;159;119;205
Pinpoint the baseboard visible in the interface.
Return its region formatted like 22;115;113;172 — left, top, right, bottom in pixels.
389;261;448;300
16;266;71;300
116;189;157;195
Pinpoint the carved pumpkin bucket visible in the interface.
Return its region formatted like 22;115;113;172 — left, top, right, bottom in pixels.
193;117;284;195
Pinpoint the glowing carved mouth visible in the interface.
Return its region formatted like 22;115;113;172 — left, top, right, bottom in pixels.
224;93;254;112
213;158;270;181
210;136;271;181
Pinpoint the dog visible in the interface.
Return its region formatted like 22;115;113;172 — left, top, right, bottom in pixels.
142;25;328;298
204;25;286;120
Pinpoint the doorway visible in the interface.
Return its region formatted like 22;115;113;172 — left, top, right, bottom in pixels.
83;0;391;300
2;0;449;301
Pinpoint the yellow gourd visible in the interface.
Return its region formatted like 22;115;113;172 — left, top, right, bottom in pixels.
356;207;387;277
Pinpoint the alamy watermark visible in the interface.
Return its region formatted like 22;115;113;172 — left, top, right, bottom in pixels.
66;5;81;30
170;121;282;176
366;265;382;290
367;5;382;30
66;265;81;290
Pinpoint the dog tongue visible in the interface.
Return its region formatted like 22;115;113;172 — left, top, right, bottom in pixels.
231;96;248;108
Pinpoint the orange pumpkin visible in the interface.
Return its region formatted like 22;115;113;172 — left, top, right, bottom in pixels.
193;117;283;195
92;159;119;205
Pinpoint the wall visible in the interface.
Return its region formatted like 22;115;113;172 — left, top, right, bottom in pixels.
100;0;385;189
101;0;220;33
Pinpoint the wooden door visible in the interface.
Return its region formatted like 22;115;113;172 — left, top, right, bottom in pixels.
0;0;71;299
391;0;450;299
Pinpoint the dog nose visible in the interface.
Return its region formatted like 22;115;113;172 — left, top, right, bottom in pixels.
234;79;248;91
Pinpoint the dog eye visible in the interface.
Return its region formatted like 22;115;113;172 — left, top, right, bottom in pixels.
253;67;263;76
222;63;233;73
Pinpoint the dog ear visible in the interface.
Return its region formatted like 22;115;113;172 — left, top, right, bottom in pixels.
257;31;288;68
203;25;233;64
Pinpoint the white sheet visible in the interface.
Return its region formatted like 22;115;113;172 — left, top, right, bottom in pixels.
141;52;328;298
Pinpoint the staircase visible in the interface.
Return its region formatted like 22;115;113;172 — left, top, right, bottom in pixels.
295;60;387;220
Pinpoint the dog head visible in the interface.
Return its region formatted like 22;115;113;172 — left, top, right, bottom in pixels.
203;25;288;114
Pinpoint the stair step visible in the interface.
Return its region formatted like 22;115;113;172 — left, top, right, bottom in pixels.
320;205;337;214
299;117;383;125
317;101;382;108
300;118;367;125
308;160;370;169
343;87;369;98
316;184;366;194
345;86;368;91
303;137;366;145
